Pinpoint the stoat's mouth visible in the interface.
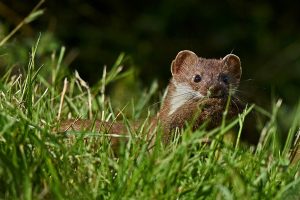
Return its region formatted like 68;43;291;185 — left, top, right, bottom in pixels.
207;94;228;99
206;90;228;99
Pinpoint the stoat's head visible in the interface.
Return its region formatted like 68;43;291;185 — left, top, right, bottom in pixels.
171;50;241;99
167;50;242;116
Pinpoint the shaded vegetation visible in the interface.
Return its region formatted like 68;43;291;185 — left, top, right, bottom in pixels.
0;37;299;199
0;1;300;199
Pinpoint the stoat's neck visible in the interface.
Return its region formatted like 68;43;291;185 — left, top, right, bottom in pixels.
159;79;203;118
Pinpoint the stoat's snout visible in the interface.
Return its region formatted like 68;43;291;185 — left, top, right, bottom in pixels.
206;84;227;98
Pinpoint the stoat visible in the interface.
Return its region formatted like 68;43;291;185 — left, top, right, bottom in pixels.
58;50;243;149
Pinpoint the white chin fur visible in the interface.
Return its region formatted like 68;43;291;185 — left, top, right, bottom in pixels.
168;82;203;116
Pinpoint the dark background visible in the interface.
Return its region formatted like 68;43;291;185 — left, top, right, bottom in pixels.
1;0;300;109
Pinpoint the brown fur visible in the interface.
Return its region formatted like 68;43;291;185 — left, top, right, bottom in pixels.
57;50;243;150
158;97;241;143
58;119;130;150
159;50;242;143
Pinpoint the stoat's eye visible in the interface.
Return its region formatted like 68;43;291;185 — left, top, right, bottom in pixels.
220;74;229;84
194;74;202;83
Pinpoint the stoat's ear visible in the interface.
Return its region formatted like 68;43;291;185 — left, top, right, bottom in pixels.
223;54;242;80
171;50;198;75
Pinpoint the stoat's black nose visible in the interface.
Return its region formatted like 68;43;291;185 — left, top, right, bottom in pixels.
207;85;226;98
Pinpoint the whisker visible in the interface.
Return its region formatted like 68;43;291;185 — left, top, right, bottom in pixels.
231;98;241;112
232;95;247;105
240;78;255;83
229;88;248;96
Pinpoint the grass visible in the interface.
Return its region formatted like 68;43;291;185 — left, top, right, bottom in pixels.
0;35;300;200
